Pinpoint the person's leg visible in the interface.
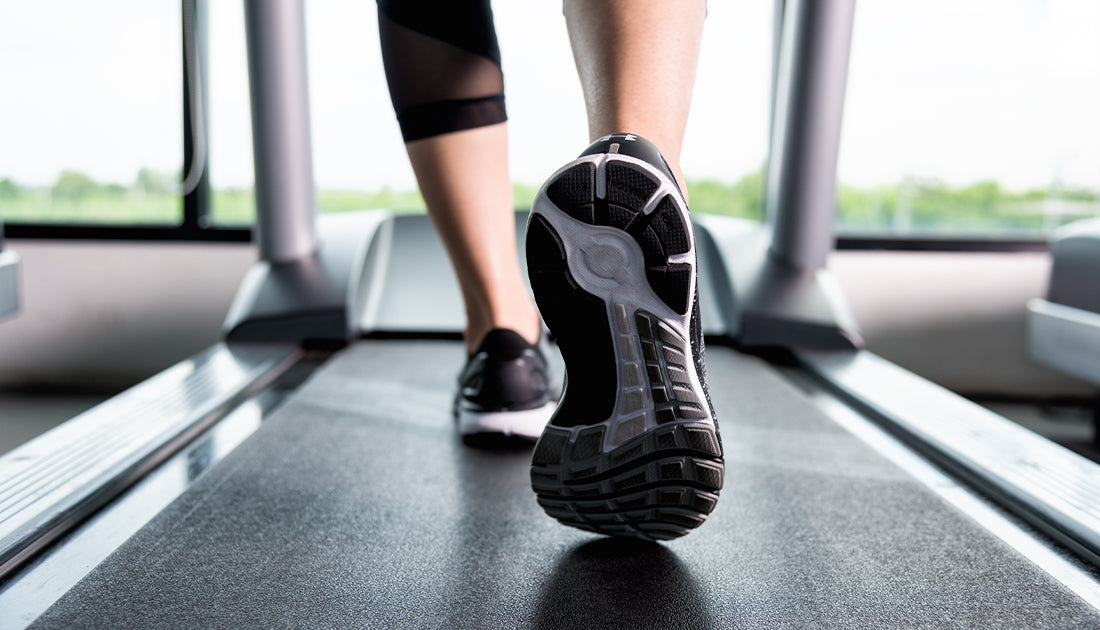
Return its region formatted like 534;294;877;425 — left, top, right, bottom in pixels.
378;1;554;443
563;0;707;194
527;0;722;540
405;127;540;352
378;1;539;352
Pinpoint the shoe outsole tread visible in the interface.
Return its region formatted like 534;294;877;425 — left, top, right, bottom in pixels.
527;142;723;541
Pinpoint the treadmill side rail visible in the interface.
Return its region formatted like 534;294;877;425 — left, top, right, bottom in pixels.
804;349;1100;567
0;343;301;579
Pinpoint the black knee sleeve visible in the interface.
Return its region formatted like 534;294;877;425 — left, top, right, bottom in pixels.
378;0;507;142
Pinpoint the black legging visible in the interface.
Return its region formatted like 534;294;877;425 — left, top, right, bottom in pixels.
377;0;507;142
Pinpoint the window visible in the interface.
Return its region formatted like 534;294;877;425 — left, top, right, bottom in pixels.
205;0;253;226
0;2;182;225
1;1;772;233
11;2;1097;244
837;0;1100;238
682;1;772;221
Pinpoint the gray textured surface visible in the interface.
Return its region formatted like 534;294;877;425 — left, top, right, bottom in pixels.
33;341;1100;629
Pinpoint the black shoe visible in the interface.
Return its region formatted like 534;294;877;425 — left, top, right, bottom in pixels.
455;328;557;442
525;133;723;541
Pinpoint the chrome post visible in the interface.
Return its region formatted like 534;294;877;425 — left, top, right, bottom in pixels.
765;0;857;271
243;0;318;263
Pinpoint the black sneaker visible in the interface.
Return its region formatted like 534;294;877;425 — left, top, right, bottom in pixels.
525;133;723;541
455;328;557;442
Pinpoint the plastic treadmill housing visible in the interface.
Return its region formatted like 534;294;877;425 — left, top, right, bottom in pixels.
0;213;20;321
1028;217;1100;386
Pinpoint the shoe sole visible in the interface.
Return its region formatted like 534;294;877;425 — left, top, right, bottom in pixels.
526;153;723;541
456;402;557;441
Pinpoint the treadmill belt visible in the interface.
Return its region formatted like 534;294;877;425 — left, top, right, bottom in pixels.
33;341;1099;628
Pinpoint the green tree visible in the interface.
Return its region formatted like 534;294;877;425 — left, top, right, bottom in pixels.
685;167;765;220
103;183;127;198
0;178;18;199
52;170;98;202
135;167;172;196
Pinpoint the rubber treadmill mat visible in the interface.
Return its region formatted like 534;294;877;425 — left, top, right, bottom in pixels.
33;341;1099;628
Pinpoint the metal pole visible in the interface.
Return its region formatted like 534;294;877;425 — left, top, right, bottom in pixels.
769;0;786;147
244;0;318;263
182;0;210;231
765;0;856;271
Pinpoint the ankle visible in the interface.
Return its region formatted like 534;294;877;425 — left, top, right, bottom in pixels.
465;306;542;352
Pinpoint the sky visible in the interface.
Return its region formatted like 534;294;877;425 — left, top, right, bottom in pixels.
1;1;1098;192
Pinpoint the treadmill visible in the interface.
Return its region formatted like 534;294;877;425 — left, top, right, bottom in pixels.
2;1;1098;627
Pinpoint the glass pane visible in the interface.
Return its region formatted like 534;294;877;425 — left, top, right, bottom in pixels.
0;2;182;225
206;0;254;226
207;1;420;226
207;1;770;225
683;1;772;221
838;0;1100;237
306;1;423;217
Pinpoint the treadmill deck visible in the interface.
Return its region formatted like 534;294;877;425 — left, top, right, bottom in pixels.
31;340;1100;628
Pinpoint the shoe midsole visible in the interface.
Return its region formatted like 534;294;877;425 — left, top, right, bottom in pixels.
456;402;557;438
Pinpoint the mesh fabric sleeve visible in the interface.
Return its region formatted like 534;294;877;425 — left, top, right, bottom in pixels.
378;0;507;142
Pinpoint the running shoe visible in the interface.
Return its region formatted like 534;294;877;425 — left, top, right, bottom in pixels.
526;133;724;541
454;328;557;442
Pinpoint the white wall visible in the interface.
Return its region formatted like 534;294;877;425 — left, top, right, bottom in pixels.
830;250;1093;397
0;240;254;388
0;239;1091;398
